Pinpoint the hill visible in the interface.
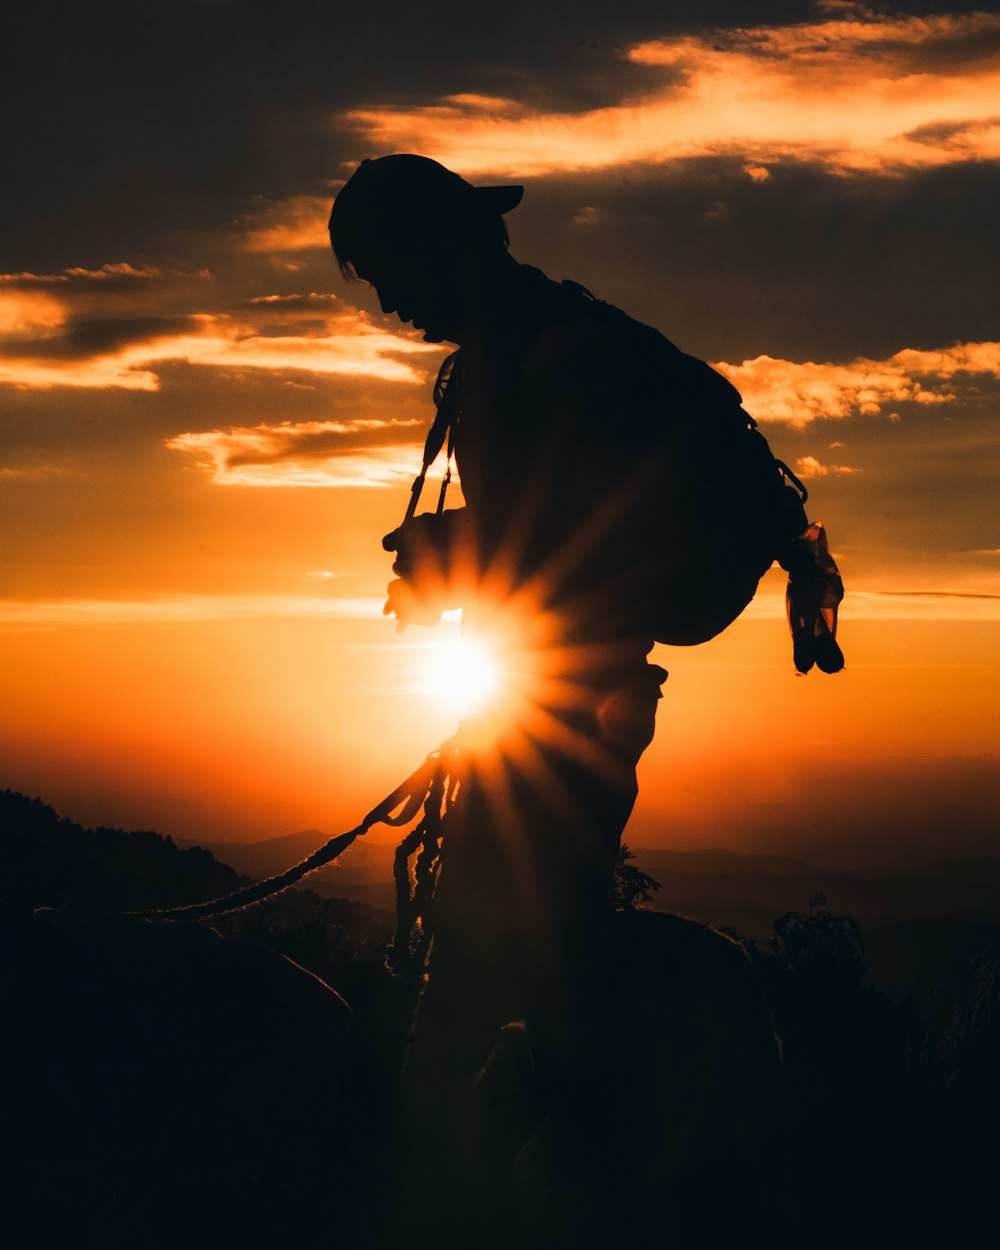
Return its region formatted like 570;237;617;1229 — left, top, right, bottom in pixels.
0;788;240;912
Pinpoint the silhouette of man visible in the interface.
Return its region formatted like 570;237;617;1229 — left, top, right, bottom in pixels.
331;158;666;949
328;154;778;1244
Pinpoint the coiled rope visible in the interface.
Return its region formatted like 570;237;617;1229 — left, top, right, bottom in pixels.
385;736;463;976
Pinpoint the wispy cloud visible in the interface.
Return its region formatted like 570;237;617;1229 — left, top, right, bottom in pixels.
743;586;1000;622
714;341;1000;425
156;334;1000;486
0;263;208;320
346;9;1000;177
63;262;166;283
0;463;68;481
239;195;333;252
0;595;385;628
795;455;859;478
166;418;424;487
0;297;439;390
247;292;342;312
0;290;67;335
1;262;167;287
846;589;1000;621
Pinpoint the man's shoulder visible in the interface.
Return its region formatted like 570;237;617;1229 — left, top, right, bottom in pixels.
523;313;635;380
516;274;671;394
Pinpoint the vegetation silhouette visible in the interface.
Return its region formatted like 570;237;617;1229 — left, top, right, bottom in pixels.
732;896;1000;1247
613;841;663;908
1;790;363;1248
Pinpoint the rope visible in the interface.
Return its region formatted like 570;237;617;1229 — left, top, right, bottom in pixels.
127;737;458;924
386;734;463;976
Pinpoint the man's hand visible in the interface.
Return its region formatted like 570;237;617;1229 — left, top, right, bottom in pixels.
382;515;448;630
382;513;449;581
383;578;443;632
380;505;470;625
380;509;468;629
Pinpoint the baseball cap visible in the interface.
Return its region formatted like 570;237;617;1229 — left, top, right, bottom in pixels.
333;154;523;220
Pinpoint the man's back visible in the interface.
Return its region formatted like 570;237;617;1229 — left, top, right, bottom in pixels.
443;261;777;668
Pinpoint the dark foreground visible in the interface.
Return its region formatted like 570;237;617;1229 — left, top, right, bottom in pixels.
3;790;998;1247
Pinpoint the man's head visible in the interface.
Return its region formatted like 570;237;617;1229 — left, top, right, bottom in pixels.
328;154;523;342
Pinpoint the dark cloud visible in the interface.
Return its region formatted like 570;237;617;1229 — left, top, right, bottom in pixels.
504;160;1000;361
890;14;1000;69
16;315;201;360
2;0;815;265
3;0;997;580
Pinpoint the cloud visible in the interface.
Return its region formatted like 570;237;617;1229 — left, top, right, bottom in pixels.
346;10;1000;177
0;272;68;285
0;297;440;390
848;589;1000;621
50;261;193;301
713;340;1000;425
0;464;68;481
1;262;165;285
571;206;604;227
240;195;333;252
63;262;165;283
247;292;342;311
166;418;425;487
0;290;66;336
0;264;214;355
742;587;1000;622
795;455;859;478
0;595;385;628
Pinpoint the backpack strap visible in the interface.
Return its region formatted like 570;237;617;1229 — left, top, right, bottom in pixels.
398;350;463;530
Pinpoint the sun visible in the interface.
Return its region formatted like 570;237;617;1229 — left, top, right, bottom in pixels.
420;637;500;713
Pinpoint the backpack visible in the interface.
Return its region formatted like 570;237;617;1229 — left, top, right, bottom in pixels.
394;280;844;675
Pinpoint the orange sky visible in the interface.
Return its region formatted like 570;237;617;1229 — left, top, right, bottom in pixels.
2;2;998;866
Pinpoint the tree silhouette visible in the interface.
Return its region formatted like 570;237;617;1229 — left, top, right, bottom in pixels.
768;892;865;983
611;844;662;908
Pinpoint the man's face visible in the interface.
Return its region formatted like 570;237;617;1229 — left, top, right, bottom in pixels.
354;240;460;344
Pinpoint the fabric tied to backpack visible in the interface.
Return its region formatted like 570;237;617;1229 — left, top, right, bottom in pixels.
778;520;845;675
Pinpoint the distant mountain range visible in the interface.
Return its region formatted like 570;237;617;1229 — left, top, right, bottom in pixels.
631;848;1000;940
172;826;394;908
6;787;999;1020
6;782;998;950
176;826;1000;939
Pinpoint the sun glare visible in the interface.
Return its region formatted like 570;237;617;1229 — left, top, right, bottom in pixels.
420;638;500;712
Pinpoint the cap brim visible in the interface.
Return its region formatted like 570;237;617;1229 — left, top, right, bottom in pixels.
477;184;524;214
